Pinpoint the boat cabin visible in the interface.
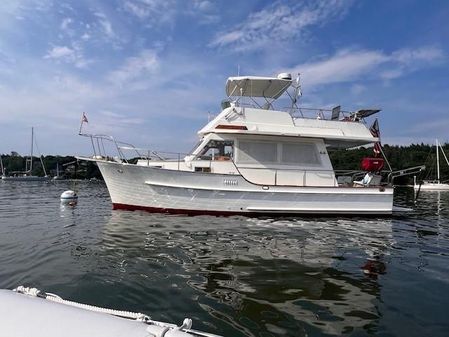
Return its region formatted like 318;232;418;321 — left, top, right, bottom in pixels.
132;73;380;188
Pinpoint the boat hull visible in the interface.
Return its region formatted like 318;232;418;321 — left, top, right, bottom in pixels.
1;176;51;182
95;160;394;216
414;183;449;191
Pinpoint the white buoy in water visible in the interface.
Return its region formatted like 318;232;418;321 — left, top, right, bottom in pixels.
60;190;78;205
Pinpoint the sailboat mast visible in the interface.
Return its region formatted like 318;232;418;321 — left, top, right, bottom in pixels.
0;155;4;176
440;141;449;167
30;127;34;173
436;139;440;183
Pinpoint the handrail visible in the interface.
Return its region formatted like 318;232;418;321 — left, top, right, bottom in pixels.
289;107;354;121
227;157;390;187
214;102;365;124
387;165;426;184
80;133;189;163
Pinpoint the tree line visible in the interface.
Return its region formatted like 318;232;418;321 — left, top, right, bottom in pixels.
1;142;448;183
0;155;102;180
329;143;449;184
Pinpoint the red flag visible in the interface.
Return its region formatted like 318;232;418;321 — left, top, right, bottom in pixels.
370;118;382;156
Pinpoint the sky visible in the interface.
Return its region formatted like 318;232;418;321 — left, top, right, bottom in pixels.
0;0;448;156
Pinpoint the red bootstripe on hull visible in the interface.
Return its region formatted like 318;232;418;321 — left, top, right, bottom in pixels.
112;203;249;216
111;203;389;217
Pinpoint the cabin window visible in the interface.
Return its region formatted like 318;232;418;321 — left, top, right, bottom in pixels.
197;140;234;160
238;141;277;164
237;140;321;166
281;143;320;165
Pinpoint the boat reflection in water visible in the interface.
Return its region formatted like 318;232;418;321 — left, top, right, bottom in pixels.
99;212;393;336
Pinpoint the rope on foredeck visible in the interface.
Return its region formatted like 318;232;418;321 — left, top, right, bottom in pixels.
13;286;224;337
13;286;149;321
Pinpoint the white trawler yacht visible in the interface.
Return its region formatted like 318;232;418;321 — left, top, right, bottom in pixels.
79;73;405;215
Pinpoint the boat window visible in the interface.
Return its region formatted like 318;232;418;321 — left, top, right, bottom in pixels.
197;140;234;160
237;141;321;165
238;141;278;164
281;143;320;165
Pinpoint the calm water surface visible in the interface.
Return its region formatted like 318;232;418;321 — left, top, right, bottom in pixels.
0;181;448;337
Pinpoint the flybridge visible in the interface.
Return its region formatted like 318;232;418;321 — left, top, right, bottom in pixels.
197;73;382;148
224;73;381;123
226;73;293;99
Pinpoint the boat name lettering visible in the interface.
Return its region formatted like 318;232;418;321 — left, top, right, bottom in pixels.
223;179;238;186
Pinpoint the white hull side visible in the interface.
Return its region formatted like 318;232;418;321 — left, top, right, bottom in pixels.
414;183;449;191
96;161;394;215
1;176;51;182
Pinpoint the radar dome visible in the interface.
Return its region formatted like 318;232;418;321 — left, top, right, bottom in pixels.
277;73;292;80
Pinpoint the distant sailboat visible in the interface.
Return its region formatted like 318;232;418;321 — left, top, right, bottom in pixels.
414;139;449;191
52;162;64;180
1;127;50;182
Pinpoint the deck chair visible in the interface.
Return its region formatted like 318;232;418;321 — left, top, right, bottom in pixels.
331;105;341;120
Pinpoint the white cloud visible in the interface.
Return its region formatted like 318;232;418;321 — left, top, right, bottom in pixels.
286;46;445;88
81;33;90;41
189;0;219;24
60;17;72;31
213;31;243;46
123;0;176;24
193;0;213;12
210;0;352;51
293;49;388;87
45;46;75;59
377;46;445;81
94;12;116;39
392;46;444;64
107;49;159;85
380;69;403;80
123;1;150;19
408;118;449;135
99;18;113;38
44;45;91;69
98;110;144;126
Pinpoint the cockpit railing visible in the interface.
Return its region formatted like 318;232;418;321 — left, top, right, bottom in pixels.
79;133;188;164
218;100;371;124
288;107;353;121
231;165;391;187
231;165;426;187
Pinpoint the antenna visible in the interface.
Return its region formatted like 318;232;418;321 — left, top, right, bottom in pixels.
295;73;302;98
290;73;302;112
237;64;240;76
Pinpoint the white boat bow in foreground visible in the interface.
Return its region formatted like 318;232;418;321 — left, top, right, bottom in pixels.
78;73;423;216
0;286;221;337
